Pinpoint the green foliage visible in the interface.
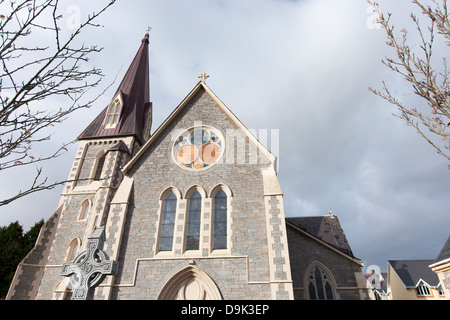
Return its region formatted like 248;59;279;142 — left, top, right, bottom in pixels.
0;219;44;300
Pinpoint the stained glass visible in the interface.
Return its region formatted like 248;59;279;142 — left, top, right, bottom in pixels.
189;128;209;146
159;193;177;251
213;190;227;250
173;127;223;170
177;145;198;165
307;267;335;300
186;191;201;250
315;267;325;299
200;143;221;164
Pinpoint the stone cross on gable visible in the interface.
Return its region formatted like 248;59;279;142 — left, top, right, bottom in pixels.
61;227;117;300
198;72;209;83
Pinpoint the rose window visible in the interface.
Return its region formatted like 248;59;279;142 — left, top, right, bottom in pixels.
172;126;224;171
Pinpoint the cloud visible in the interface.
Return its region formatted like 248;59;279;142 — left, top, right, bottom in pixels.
0;0;448;272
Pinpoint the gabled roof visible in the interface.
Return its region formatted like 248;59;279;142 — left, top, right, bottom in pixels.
388;260;440;288
78;34;151;144
286;214;358;263
122;80;276;174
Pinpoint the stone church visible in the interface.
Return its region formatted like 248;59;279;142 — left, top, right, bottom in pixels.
7;34;373;300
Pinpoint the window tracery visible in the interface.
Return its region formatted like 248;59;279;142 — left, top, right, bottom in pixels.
306;265;336;300
105;97;122;128
172;126;224;171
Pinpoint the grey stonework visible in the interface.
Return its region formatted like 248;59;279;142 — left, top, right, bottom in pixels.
445;271;450;289
286;224;369;300
31;139;133;300
264;195;292;299
60;227;117;300
111;87;278;299
111;258;271;300
7;82;372;300
6;206;62;300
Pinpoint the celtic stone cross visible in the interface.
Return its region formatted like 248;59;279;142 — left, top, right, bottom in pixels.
61;227;117;300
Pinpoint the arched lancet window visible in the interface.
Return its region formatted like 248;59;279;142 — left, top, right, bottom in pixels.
78;200;91;220
186;191;202;251
66;238;80;262
93;154;106;181
213;190;227;250
307;265;335;300
159;192;177;251
105;97;122;128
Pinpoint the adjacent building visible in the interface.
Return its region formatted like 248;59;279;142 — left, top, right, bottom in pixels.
388;259;446;300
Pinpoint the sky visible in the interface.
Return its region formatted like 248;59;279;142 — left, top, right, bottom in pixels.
0;0;448;273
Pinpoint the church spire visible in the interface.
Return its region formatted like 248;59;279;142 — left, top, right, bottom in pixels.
78;33;152;144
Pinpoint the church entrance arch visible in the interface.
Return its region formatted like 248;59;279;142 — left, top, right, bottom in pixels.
158;266;222;300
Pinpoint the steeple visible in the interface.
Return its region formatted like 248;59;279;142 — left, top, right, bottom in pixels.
79;33;152;144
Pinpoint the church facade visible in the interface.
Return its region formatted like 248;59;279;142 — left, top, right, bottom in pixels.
7;34;373;300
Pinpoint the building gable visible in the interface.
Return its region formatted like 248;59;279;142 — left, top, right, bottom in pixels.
286;220;369;300
286;215;356;260
122;80;276;175
105;79;293;300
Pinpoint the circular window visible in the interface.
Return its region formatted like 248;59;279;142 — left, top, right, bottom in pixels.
172;126;224;171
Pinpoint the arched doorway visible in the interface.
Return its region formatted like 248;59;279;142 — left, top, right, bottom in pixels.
158;266;222;300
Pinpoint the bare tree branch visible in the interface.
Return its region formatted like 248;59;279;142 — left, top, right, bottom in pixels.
0;0;116;206
0;169;113;207
368;0;450;165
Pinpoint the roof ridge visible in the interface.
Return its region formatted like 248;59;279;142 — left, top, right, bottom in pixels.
121;80;276;175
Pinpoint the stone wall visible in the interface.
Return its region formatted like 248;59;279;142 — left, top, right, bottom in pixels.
111;87;290;299
32;138;133;299
6;206;62;300
286;224;370;300
10;85;294;300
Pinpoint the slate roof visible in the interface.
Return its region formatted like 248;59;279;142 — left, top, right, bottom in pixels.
388;260;440;287
434;235;450;263
286;215;354;258
79;34;151;144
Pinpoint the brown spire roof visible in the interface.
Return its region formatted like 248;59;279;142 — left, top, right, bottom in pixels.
78;34;151;144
